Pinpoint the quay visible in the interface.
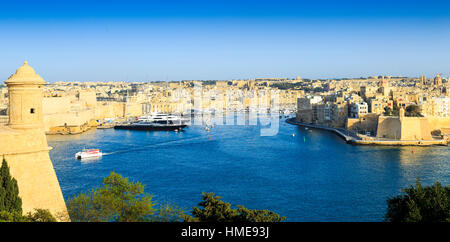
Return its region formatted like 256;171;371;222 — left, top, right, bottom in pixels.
286;118;448;146
286;118;358;143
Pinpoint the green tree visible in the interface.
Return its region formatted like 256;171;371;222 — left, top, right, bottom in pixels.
405;105;423;117
184;192;285;222
0;210;28;222
67;171;157;222
149;201;186;222
0;159;22;213
385;179;450;222
0;159;56;222
0;209;56;222
185;192;238;222
25;209;57;222
383;106;392;116
235;206;286;222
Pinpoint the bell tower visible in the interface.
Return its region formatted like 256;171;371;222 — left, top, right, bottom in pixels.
5;61;46;130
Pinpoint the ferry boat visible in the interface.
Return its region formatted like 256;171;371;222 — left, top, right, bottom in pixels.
75;149;103;159
114;113;189;131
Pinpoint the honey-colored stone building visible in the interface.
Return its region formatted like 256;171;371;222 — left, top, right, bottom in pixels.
0;61;68;220
376;108;433;140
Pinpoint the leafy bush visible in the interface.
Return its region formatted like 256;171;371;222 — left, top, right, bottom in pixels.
66;172;185;222
184;192;285;222
386;180;450;222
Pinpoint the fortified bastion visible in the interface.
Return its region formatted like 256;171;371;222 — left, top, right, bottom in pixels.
0;61;68;220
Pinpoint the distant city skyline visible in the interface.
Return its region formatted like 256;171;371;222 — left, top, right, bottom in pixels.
1;0;450;82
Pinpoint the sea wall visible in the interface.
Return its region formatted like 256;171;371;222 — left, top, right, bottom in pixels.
346;113;379;135
399;117;433;140
43;108;96;132
353;139;447;146
376;116;433;141
43;96;96;132
0;128;69;220
376;116;401;139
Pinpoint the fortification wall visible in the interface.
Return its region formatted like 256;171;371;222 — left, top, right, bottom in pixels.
400;117;433;140
0;115;8;126
427;117;450;131
78;91;97;108
376;116;401;139
43;96;71;114
419;119;433;140
346;118;359;129
95;101;143;119
1;61;69;221
43;108;96;132
0;128;68;220
376;116;433;140
95;101;126;119
346;113;379;135
43;96;97;132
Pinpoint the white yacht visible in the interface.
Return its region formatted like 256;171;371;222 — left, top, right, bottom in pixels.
114;113;189;131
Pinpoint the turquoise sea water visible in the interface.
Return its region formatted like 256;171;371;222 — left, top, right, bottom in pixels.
47;117;450;221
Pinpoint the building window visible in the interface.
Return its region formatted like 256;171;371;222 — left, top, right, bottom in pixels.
30;108;35;114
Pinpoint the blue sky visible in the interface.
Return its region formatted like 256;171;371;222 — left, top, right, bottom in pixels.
1;0;449;82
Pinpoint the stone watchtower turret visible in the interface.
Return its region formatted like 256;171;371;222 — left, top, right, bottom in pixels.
5;61;46;129
0;61;69;220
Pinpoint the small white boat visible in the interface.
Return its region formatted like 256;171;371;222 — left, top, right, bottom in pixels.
75;149;102;159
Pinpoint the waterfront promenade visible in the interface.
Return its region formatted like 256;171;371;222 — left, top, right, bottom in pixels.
286;118;448;146
286;118;359;142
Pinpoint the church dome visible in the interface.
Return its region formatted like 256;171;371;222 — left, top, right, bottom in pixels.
5;61;46;85
434;74;441;81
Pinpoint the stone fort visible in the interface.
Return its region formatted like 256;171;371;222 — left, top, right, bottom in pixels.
376;108;433;140
0;61;68;220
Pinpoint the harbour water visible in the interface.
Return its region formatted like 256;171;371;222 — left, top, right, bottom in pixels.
47;117;450;221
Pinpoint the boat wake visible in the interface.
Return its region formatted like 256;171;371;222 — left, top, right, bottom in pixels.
101;135;206;156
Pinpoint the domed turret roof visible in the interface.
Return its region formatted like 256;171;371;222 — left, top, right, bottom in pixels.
5;61;46;85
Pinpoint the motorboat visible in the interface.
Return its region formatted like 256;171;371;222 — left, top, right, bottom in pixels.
75;149;103;159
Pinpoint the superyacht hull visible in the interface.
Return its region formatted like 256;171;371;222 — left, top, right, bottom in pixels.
113;124;187;131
